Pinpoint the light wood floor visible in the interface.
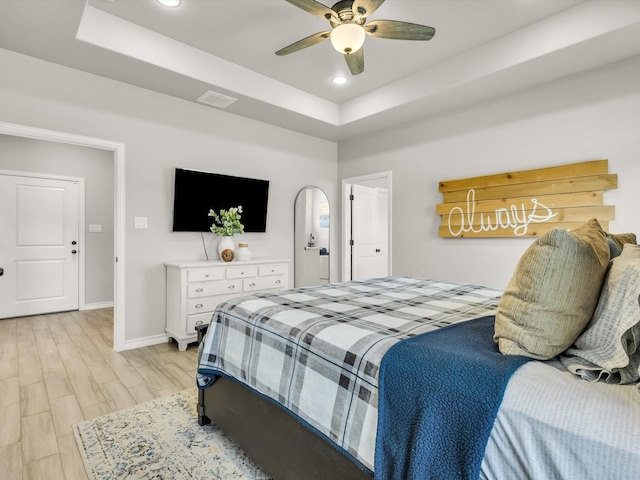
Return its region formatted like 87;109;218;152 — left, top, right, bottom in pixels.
0;308;199;480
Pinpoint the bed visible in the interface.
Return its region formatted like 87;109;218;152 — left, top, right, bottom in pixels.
196;222;640;480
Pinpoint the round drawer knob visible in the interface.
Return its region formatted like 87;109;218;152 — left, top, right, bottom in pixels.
195;303;203;308
276;280;281;284
195;288;203;293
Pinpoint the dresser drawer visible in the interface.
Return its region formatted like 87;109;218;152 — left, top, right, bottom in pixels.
259;264;287;276
187;267;224;283
186;312;214;333
187;293;238;315
226;266;258;279
188;280;241;298
244;275;286;292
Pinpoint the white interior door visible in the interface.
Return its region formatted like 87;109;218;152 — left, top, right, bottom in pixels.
374;188;389;276
0;173;80;318
352;184;390;281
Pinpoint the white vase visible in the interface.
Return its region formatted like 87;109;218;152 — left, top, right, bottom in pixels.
217;236;235;261
235;243;252;261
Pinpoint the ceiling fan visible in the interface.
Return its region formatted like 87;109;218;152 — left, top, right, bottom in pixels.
275;0;436;75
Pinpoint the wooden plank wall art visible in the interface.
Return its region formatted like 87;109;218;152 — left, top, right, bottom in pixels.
437;159;617;238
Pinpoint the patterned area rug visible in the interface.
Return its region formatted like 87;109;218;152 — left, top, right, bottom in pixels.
74;388;270;479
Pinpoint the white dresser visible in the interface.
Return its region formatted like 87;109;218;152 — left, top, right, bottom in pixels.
165;258;290;351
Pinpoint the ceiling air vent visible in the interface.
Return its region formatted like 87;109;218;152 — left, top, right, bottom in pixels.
195;90;238;109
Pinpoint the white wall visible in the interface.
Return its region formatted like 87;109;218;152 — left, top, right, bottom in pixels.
0;48;337;345
0;135;114;306
3;45;638;342
339;55;640;289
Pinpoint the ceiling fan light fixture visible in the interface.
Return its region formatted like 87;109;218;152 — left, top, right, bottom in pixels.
330;23;365;55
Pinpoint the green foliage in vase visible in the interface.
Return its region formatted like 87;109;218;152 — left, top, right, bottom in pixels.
209;206;245;236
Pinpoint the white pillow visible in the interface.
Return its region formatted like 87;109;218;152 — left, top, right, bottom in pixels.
560;244;640;384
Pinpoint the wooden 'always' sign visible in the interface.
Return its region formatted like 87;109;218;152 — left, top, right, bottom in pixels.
437;160;617;238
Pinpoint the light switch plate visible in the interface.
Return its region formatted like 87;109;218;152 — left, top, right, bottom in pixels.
134;217;148;229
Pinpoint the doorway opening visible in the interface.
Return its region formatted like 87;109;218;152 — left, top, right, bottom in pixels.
0;121;126;351
341;171;392;282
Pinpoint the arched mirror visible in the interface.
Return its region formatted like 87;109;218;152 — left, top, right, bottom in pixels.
294;186;330;287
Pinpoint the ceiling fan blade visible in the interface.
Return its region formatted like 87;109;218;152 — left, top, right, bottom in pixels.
345;48;364;75
352;0;385;20
276;31;331;56
365;20;435;41
285;0;339;23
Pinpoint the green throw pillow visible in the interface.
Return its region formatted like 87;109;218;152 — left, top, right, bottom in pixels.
495;218;610;360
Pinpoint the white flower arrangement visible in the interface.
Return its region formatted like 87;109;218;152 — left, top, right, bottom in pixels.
208;206;244;236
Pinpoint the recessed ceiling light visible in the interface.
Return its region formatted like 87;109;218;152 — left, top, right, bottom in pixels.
331;75;348;86
156;0;181;7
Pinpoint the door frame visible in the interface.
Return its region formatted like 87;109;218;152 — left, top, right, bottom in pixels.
0;121;126;352
0;169;85;314
341;171;392;282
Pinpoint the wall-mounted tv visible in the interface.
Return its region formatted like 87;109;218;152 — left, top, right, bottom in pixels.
172;168;269;233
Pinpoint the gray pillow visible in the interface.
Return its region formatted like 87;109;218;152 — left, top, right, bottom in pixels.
495;218;610;360
560;244;640;384
607;238;623;259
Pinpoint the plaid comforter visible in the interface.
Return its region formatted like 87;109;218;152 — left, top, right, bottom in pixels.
197;276;502;471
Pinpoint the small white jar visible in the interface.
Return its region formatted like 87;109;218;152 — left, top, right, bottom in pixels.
235;243;252;261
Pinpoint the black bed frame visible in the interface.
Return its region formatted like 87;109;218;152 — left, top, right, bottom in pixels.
195;325;372;480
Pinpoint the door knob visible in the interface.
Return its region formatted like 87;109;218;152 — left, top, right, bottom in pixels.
71;250;77;254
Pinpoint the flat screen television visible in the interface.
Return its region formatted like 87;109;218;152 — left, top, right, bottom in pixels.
172;168;269;233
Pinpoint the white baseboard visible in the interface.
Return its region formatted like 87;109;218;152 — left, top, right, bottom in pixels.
120;334;168;352
82;301;114;311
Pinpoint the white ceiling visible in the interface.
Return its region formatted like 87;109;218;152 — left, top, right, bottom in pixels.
1;0;640;141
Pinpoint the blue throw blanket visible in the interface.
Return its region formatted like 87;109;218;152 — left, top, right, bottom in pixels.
375;315;531;480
